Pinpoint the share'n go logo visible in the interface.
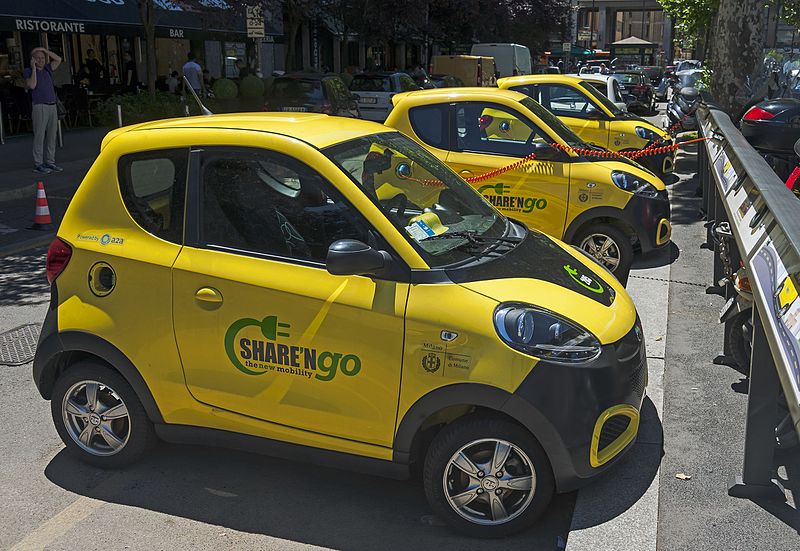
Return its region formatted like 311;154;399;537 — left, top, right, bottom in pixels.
477;183;547;213
224;315;362;381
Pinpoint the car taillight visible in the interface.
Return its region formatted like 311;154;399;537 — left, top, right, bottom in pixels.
478;115;493;129
46;237;72;284
322;100;333;114
743;106;775;121
786;166;800;191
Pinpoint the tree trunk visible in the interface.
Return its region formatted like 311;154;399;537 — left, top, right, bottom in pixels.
709;0;766;116
138;0;158;97
285;19;300;71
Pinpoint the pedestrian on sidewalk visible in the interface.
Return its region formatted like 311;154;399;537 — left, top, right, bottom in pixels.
182;52;205;97
24;47;63;175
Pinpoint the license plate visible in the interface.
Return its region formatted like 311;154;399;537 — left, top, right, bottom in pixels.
359;97;378;104
282;107;308;112
719;296;735;321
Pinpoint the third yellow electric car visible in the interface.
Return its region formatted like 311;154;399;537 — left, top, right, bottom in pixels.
384;87;671;283
497;74;674;177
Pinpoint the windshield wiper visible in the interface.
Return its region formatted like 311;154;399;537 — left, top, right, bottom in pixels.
425;230;521;246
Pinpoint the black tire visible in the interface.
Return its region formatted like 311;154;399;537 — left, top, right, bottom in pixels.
573;223;634;286
723;308;752;376
51;360;157;468
423;415;555;538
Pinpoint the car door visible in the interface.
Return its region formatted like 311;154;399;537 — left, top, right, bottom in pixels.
445;101;570;239
518;83;611;149
172;144;408;448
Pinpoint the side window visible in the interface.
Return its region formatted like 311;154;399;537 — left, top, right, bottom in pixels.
200;148;371;263
409;104;449;149
454;102;550;157
118;148;188;243
399;75;418;92
538;84;601;119
509;84;538;101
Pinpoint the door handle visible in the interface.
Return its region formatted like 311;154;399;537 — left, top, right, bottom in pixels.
195;287;223;304
459;169;473;177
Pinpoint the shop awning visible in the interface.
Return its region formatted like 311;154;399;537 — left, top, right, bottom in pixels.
0;0;140;34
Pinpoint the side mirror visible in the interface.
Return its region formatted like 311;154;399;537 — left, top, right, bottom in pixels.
532;142;567;162
585;108;606;120
326;239;391;277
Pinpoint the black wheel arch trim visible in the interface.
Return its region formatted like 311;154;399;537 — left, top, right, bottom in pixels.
564;205;639;245
34;329;165;424
392;383;576;491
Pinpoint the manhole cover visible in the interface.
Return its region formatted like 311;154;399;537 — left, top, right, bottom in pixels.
0;324;40;366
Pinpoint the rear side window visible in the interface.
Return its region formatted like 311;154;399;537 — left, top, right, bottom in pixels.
350;76;391;92
118;149;188;243
409;104;449;149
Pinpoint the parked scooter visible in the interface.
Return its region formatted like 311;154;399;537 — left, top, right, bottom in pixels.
666;85;700;131
783;137;800;195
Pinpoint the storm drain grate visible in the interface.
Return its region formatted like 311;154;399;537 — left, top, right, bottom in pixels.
0;324;40;366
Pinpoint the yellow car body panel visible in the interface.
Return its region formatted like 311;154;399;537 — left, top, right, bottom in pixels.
497;75;669;152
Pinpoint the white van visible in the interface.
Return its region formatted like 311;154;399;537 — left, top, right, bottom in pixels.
470;43;532;77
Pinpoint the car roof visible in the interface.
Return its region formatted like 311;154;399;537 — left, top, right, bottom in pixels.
353;72;397;78
102;113;389;150
391;87;530;106
497;74;584;87
609;70;643;75
275;73;338;81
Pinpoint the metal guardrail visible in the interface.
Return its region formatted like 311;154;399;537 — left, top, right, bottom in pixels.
698;104;800;502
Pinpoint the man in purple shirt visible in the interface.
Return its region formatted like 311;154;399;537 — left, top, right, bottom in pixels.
23;47;63;174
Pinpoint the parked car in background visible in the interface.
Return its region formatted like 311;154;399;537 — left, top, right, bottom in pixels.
609;71;655;113
429;74;464;88
567;73;627;112
431;55;496;87
266;73;359;117
349;71;420;121
741;98;800;155
639;66;663;86
498;74;674;177
470;43;532;77
654;77;671;101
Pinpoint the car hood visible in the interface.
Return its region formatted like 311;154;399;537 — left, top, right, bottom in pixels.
452;230;636;345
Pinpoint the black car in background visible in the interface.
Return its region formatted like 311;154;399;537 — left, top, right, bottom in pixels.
640;66;663;86
610;71;655;113
741;98;800;180
265;73;360;117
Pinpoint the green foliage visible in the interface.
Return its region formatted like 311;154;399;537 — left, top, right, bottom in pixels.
780;0;800;28
338;72;353;86
212;78;238;99
94;92;184;126
239;75;265;98
658;0;719;42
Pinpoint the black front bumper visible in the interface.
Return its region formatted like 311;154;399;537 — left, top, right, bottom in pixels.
624;191;672;253
513;320;647;491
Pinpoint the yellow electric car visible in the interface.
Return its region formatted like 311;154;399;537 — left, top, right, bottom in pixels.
384;88;671;283
34;113;646;538
497;75;674;177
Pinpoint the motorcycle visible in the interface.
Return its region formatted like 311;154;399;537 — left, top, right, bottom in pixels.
783;137;800;195
666;85;700;131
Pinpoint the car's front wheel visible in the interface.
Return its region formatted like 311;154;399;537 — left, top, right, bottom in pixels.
574;223;634;285
51;360;156;468
423;416;554;538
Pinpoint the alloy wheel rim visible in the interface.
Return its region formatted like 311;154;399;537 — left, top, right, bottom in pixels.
62;380;130;456
580;233;622;272
443;438;536;525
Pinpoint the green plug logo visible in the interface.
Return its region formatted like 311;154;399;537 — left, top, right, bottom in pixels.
564;264;604;294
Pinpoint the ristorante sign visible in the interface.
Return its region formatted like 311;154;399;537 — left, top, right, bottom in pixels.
15;18;87;33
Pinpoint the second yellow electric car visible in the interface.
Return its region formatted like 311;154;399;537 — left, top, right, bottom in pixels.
497;75;674;177
34;113;646;538
384;87;671;283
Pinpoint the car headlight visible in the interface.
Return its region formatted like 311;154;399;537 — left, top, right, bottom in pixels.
494;303;602;363
635;126;657;140
611;171;660;198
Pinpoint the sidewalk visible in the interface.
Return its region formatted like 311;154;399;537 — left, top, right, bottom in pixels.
0;126;109;256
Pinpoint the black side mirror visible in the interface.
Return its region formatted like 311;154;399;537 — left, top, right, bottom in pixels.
532;142;567;162
585;108;606;120
326;239;391;277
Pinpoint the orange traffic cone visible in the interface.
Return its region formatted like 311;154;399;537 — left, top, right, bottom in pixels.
31;181;54;230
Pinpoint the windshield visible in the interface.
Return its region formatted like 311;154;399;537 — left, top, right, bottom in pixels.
272;78;322;101
578;81;624;115
518;97;587;148
679;73;703;88
324;132;509;267
350;76;391;92
610;73;642;85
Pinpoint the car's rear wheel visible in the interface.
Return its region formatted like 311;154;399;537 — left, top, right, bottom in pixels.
423;416;554;538
51;361;156;468
574;223;633;285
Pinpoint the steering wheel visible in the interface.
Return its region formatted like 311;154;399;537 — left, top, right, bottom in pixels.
382;194;408;223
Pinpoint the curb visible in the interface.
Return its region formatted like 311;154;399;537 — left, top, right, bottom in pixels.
0;233;54;258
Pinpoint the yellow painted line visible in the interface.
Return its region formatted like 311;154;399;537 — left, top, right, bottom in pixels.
10;496;104;551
